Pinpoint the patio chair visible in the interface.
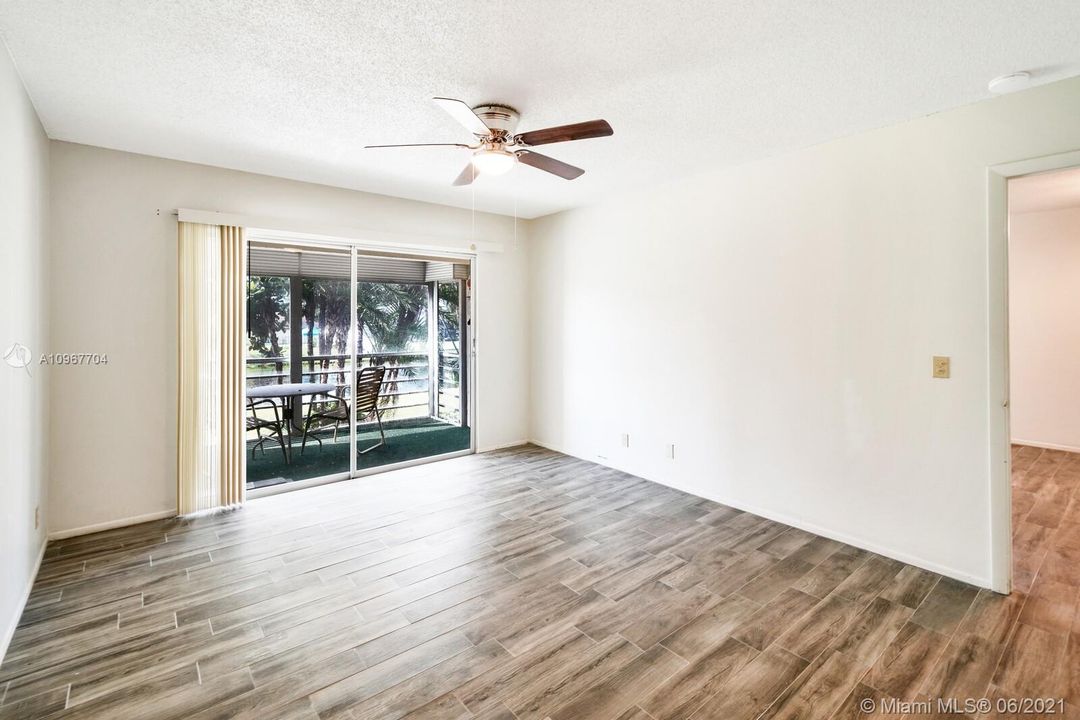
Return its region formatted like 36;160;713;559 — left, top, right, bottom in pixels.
246;397;289;464
300;366;387;455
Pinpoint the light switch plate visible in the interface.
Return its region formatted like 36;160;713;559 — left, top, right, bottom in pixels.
933;356;951;379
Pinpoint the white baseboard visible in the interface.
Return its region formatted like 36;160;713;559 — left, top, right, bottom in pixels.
528;438;990;590
528;439;571;454
477;439;530;453
1;537;47;665
1012;438;1080;454
691;490;989;588
48;509;177;540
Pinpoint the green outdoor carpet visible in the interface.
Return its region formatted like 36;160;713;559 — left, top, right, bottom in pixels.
247;417;471;488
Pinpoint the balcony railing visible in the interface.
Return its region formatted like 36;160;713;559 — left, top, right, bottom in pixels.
437;350;461;422
245;351;461;423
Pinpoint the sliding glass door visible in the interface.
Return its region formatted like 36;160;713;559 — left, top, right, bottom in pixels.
294;272;353;480
351;257;471;473
245;272;295;489
245;240;473;492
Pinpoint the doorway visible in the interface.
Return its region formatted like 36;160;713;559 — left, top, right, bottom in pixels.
1005;166;1080;594
243;237;475;494
989;150;1080;595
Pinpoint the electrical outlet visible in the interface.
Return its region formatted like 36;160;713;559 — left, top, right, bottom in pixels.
621;433;630;448
933;356;951;379
35;505;39;530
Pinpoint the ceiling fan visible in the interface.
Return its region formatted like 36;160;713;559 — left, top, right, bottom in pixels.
365;97;613;185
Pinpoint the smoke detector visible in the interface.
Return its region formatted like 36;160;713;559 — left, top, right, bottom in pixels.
988;72;1031;94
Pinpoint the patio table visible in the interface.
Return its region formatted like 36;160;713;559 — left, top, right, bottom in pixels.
246;382;335;462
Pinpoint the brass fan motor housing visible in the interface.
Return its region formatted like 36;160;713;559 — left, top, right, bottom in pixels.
471;104;520;135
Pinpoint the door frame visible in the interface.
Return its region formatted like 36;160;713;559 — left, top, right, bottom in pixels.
987;148;1080;594
245;231;478;500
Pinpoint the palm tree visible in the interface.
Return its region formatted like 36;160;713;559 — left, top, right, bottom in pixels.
301;279;351;384
356;282;427;413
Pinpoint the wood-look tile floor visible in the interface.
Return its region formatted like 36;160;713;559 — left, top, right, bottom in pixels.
1;444;1075;719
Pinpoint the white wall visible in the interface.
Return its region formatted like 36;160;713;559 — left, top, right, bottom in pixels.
1009;206;1080;451
0;45;50;659
49;142;529;536
528;76;1080;588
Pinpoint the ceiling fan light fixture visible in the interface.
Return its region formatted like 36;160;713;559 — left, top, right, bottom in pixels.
372;97;610;185
472;148;516;176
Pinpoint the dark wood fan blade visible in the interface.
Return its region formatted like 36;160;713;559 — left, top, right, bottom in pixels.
364;143;471;149
432;97;491;137
516;150;585;180
514;119;612;147
452;162;477;186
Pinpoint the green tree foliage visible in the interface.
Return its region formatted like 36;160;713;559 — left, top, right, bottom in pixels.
436;281;463;422
437;281;460;348
246;276;290;357
356;282;428;354
248;276;454;411
247;276;431;360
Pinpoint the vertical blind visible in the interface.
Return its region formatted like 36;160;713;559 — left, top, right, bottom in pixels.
177;222;246;515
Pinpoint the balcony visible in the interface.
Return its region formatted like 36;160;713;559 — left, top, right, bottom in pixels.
245;249;470;490
246;350;469;489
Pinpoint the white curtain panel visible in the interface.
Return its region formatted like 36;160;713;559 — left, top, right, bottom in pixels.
177;222;245;515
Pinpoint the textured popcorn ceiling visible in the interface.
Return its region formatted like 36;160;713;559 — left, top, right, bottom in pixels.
2;1;1080;218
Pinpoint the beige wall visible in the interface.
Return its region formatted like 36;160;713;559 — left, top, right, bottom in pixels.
0;45;50;658
528;76;1080;588
1009;205;1080;451
48;142;529;535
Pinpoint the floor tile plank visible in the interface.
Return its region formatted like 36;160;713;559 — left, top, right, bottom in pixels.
0;445;1061;720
